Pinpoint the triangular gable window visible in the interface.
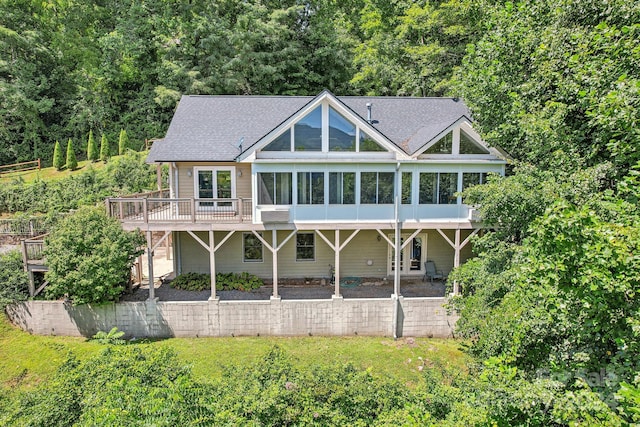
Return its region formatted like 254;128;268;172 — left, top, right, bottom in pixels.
360;131;385;152
425;132;452;154
329;107;356;151
263;128;291;151
294;106;322;151
459;129;489;154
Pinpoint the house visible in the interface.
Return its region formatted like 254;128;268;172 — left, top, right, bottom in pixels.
107;90;508;301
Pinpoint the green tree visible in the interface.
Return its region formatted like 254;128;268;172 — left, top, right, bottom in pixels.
99;134;109;162
0;250;30;309
117;128;128;155
44;206;145;304
52;140;64;170
65;138;77;171
86;130;98;162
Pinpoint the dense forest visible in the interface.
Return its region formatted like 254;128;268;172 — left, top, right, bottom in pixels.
2;0;640;424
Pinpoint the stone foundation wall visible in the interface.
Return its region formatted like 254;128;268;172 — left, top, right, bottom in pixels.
6;297;458;338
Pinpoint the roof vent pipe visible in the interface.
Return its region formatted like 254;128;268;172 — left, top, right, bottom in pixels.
366;103;372;123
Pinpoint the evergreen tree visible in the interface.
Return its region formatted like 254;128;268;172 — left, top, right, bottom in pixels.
66;138;78;170
99;134;110;162
52;140;64;170
118;129;128;155
87;130;98;162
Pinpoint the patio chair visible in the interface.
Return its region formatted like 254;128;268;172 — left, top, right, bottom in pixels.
423;260;444;284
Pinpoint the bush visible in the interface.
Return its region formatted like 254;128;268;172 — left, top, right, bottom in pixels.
118;129;128;155
52;140;64;171
0;250;30;309
170;272;263;291
86;130;98;162
65;138;77;170
99;134;109;162
44;206;145;304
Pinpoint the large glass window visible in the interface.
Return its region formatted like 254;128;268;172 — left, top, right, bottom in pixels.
196;168;234;208
263;129;291;151
359;131;386;152
296;233;315;261
460;130;489;154
329;172;355;204
243;233;263;262
361;172;394;204
257;172;292;205
297;172;324;204
462;172;489;191
420;172;458;204
425;132;453;154
295;106;322;151
329;107;356;151
401;172;412;204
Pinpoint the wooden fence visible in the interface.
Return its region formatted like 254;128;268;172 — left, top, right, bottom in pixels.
0;159;41;176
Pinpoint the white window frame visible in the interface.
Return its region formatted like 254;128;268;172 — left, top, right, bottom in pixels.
193;166;236;210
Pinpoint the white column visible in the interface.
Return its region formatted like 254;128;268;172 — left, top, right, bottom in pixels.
334;229;340;297
393;225;401;297
272;229;279;299
146;230;155;300
453;229;461;295
209;230;217;300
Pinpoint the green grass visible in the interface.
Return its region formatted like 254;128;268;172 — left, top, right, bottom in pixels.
0;316;468;390
0;160;107;185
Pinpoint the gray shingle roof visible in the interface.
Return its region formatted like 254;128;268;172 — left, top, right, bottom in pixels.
147;92;471;162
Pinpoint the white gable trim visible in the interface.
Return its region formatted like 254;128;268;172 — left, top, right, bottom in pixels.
237;91;409;162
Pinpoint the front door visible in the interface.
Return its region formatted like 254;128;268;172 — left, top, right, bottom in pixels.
388;234;426;275
195;167;235;209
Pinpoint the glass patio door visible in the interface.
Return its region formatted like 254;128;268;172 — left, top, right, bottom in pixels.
196;168;234;209
388;235;425;275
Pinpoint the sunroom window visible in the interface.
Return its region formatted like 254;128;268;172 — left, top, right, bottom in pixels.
297;172;324;204
257;172;292;205
424;132;453;154
294;106;322;151
419;172;458;204
401;172;412;204
360;172;394;204
329;172;355;204
462;172;489;191
359;131;386;152
460;130;489;154
329;107;356;151
263;129;291;151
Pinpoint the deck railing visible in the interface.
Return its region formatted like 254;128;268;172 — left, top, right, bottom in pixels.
21;235;47;266
106;195;252;224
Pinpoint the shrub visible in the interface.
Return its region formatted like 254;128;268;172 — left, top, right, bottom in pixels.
86;130;98;162
65;139;77;171
52;140;64;170
44;206;145;304
118;129;128;155
170;272;263;291
91;327;126;345
0;250;30;309
99;134;109;162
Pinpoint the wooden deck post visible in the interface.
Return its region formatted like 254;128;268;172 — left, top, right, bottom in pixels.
146;231;155;300
334;230;340;297
272;230;279;299
237;198;244;223
209;230;217;300
453;229;461;295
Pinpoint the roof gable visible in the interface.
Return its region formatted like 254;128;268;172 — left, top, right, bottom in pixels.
147;91;494;163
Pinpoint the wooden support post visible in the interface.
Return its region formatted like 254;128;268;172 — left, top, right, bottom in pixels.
272;230;279;299
394;225;401;297
143;198;149;223
156;163;162;191
334;229;340;297
209;230;217;300
453;229;461;295
191;199;196;223
146;230;155;300
237;198;244;222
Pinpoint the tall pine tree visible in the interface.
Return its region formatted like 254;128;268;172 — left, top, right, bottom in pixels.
100;134;110;162
118;129;128;155
87;130;98;162
52;140;64;170
66;138;77;170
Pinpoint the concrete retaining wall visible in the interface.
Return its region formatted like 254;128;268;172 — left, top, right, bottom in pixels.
6;297;457;338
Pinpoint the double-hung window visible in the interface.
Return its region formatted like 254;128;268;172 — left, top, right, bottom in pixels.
243;233;263;262
296;233;315;261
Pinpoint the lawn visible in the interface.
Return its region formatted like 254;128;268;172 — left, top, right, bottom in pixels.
0;316;468;390
0;160;107;185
